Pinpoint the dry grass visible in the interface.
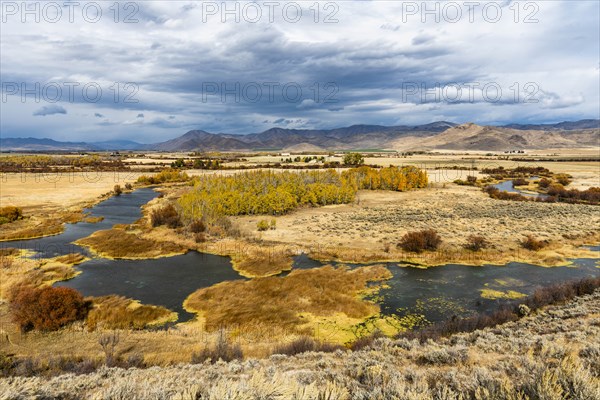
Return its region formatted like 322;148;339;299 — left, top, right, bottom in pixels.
75;228;186;259
0;253;86;300
0;210;84;241
229;245;294;277
184;265;392;335
2;290;600;399
240;185;600;267
86;295;177;331
54;253;86;265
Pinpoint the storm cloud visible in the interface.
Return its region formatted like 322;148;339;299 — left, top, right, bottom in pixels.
1;1;598;142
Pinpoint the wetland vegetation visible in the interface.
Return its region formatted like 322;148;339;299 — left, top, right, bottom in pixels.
1;151;598;396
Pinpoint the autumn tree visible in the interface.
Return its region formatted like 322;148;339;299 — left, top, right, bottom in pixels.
343;152;364;166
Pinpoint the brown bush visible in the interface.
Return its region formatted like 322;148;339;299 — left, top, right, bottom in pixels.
555;174;572;186
512;178;529;186
538;177;551;188
113;185;122;196
272;336;343;356
150;204;181;228
0;206;22;224
521;235;547;251
191;330;243;364
194;233;207;243
485;186;530;201
464;235;489;251
189;219;206;233
350;330;386;351
398;229;442;253
9;285;89;332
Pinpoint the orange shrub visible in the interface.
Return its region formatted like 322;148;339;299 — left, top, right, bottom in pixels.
521;235;547;251
9;285;89;332
150;204;181;228
398;229;442;253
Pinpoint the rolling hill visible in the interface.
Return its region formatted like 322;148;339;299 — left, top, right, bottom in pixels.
1;120;598;152
391;122;599;151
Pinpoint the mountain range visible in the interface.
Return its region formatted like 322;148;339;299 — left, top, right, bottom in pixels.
1;119;598;152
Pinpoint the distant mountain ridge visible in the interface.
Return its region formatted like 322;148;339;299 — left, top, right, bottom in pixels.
1;119;598;152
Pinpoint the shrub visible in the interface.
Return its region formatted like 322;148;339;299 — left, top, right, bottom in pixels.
464;235;489;251
343;152;364;166
521;235;547;251
99;332;120;366
272;336;342;356
191;330;243;364
9;285;89;332
0;206;22;224
270;218;276;230
113;184;122;196
398;229;442;253
189;219;206;233
417;347;468;365
350;330;386;351
137;169;189;185
555;174;572;186
194;233;207;243
257;219;270;231
512;178;529;186
150;204;181;228
538;177;551;188
124;183;133;190
485;186;530;201
466;175;477;184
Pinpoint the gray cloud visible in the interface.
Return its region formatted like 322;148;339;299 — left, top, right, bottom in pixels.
33;105;67;116
1;1;597;141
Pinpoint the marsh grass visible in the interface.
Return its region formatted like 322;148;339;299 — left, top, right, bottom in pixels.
76;228;186;259
54;253;86;265
86;295;177;330
184;265;392;333
230;246;293;277
0;211;84;241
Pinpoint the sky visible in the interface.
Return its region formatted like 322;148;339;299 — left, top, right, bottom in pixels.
1;0;599;143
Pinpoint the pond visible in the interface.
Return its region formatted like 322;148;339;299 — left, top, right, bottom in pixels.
492;178;551;199
293;254;600;324
3;189;598;325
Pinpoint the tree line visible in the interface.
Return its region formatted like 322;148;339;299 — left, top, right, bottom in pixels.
177;166;428;222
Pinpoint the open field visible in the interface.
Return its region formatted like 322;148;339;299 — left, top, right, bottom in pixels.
2;289;599;399
0;172;143;241
0;172;143;210
234;184;599;267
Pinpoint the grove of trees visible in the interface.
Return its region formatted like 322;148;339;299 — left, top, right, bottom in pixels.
177;166;428;223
